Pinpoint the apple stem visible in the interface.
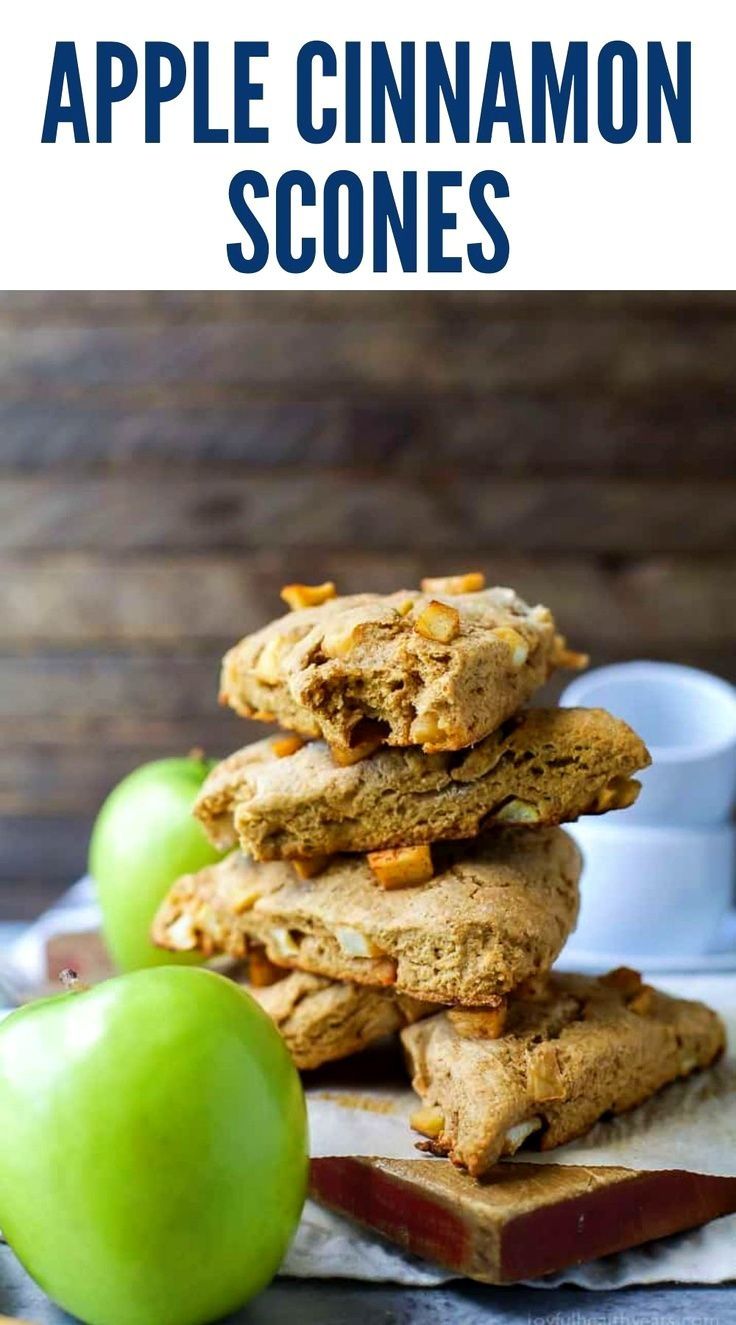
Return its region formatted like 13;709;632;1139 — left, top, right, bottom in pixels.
59;968;90;993
188;747;206;763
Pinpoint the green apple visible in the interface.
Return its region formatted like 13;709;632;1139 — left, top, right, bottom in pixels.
0;966;308;1325
90;754;226;972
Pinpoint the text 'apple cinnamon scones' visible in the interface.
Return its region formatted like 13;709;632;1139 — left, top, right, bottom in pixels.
402;969;726;1177
219;576;587;762
194;707;650;858
153;828;582;1007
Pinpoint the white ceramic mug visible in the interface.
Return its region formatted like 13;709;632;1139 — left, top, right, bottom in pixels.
561;661;736;825
564;821;736;959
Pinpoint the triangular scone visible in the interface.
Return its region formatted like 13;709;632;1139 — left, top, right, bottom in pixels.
402;970;726;1178
153;829;581;1008
220;584;583;761
195;708;649;857
240;966;433;1071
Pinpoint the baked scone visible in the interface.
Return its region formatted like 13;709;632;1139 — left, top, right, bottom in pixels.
195;708;649;857
153;829;581;1007
402;969;726;1178
241;968;433;1071
219;581;585;761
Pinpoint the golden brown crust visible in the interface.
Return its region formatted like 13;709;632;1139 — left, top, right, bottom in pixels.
194;708;649;857
219;587;572;759
153;830;581;1007
401;972;726;1177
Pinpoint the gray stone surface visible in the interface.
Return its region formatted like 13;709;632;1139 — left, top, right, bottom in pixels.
1;1246;735;1324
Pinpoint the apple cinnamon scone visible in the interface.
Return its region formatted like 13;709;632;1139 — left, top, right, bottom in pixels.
195;707;649;858
153;829;581;1007
219;577;586;762
237;965;433;1071
402;969;726;1178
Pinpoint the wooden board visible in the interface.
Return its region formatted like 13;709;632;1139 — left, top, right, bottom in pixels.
310;1155;736;1284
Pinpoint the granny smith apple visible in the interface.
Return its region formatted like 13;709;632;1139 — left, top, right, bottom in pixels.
90;754;226;971
0;966;308;1325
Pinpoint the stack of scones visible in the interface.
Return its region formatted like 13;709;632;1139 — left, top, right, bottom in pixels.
154;575;724;1177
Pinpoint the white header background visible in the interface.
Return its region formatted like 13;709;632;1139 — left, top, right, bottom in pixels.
0;0;733;289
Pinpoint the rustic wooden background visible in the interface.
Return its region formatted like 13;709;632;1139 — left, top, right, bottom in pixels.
1;291;735;918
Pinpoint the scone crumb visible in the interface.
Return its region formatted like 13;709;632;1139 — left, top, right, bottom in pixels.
414;599;461;643
280;581;337;611
367;844;434;890
292;855;331;880
421;572;485;595
272;733;305;759
410;1107;445;1139
315;1092;398;1115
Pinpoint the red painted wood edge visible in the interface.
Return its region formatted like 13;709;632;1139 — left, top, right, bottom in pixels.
310;1157;736;1284
310;1157;473;1270
501;1168;736;1282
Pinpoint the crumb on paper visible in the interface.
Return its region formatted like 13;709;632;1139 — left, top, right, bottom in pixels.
312;1091;398;1115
